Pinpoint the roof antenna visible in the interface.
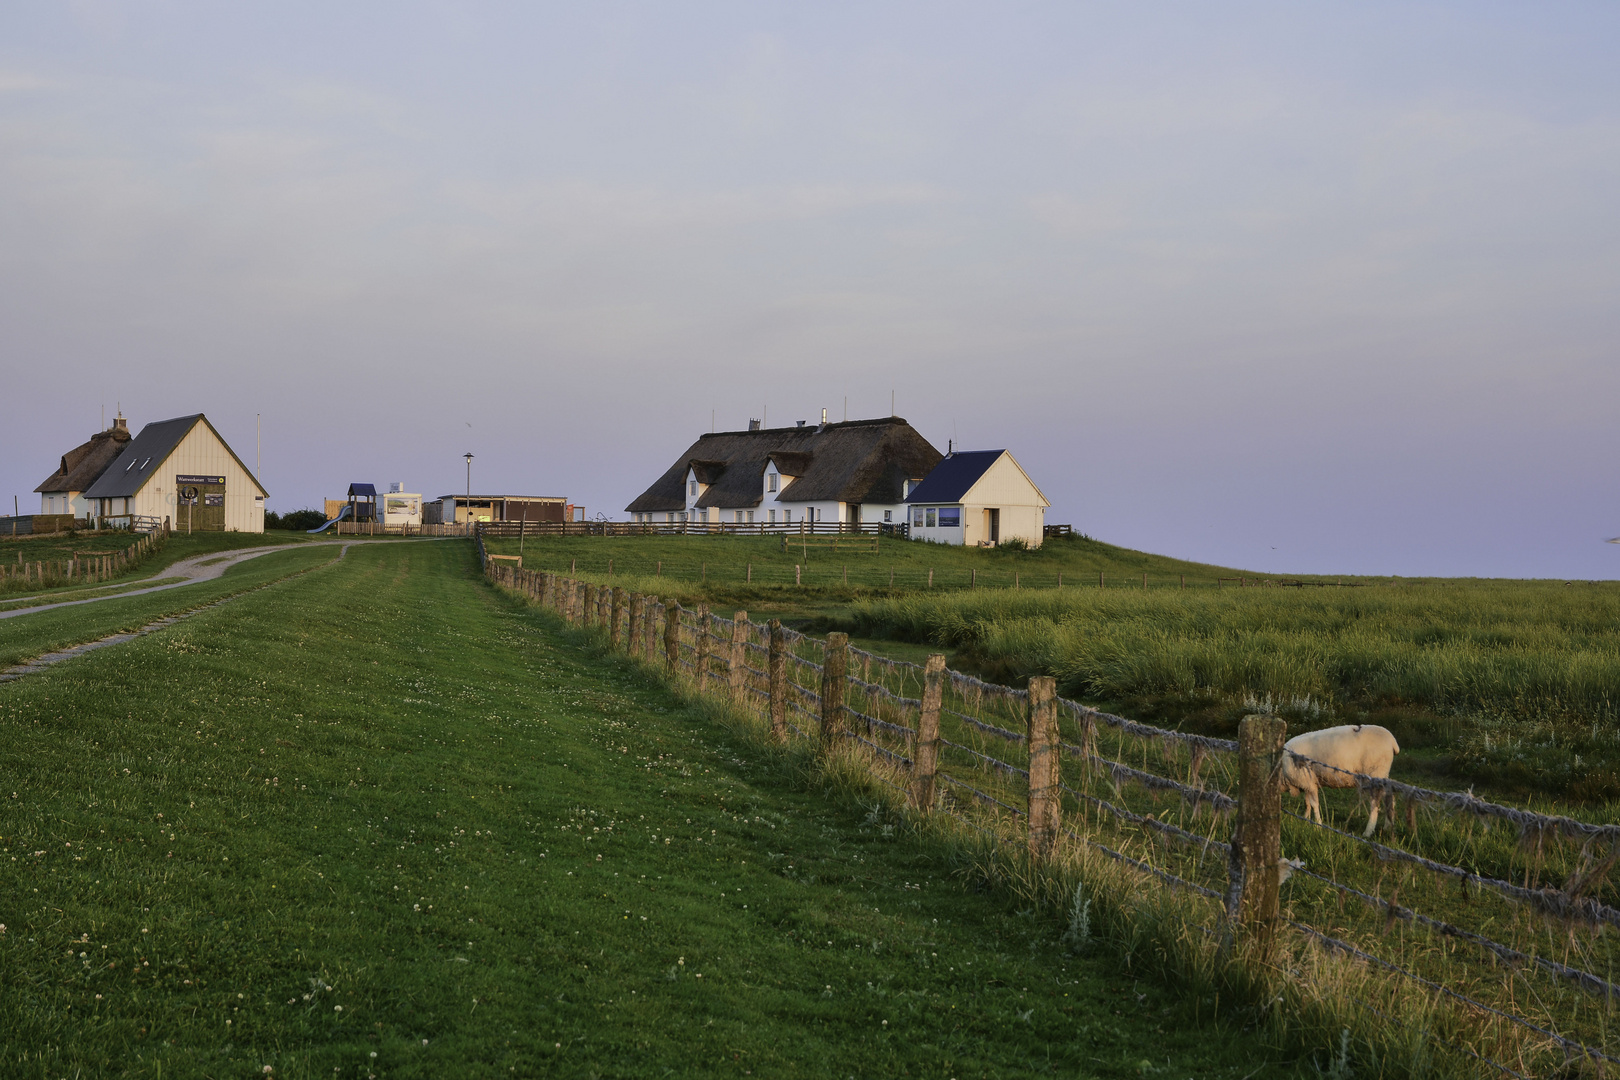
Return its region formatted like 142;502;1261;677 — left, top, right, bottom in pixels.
948;439;952;455
843;396;847;422
890;389;894;416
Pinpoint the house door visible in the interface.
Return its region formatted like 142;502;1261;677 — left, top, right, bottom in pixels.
177;475;227;532
986;508;1000;544
848;504;861;526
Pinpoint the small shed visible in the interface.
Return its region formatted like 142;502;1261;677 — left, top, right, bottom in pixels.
904;450;1049;548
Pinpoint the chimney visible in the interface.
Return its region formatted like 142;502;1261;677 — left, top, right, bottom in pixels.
748;419;761;431
821;408;828;426
796;420;806;427
111;414;128;435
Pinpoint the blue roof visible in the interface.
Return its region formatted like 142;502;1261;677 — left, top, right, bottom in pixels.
904;450;1004;504
348;483;377;498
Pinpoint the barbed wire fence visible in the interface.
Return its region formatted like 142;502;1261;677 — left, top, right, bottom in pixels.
483;552;1620;1077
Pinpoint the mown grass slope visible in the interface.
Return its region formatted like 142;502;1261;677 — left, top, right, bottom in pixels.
0;540;1304;1078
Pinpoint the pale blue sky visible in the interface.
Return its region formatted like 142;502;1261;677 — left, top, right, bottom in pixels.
2;2;1616;576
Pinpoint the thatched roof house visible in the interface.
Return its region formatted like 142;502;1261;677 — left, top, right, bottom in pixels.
627;416;943;527
34;415;133;518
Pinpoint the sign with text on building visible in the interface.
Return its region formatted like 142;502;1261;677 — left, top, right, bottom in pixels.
176;475;226;486
203;494;224;507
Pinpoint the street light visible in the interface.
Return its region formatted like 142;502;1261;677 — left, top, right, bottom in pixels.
464;452;474;499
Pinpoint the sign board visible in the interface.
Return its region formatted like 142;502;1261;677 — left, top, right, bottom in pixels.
176;475;226;486
204;494;224;507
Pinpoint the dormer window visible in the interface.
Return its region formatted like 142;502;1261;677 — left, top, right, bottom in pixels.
689;479;698;497
767;473;778;493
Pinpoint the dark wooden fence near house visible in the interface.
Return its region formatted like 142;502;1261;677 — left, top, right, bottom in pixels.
476;519;907;540
0;525;167;594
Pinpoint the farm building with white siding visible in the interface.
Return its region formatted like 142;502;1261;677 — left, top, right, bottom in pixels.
80;414;268;532
904;449;1048;548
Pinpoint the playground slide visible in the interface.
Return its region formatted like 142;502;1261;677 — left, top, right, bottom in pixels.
308;504;354;534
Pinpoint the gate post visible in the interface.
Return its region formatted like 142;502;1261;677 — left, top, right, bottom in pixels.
644;599;660;664
611;588;627;649
820;633;849;750
695;605;712;693
909;654;947;811
663;604;681;675
729;612;748;702
1228;715;1286;949
1027;676;1061;863
768;620;788;742
628;594;645;655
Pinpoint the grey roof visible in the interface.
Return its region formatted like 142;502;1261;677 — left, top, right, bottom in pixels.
35;420;132;494
903;450;1005;504
82;414;268;499
348;483;377;498
626;417;942;513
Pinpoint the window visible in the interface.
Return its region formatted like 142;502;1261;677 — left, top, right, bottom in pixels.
769;509;776;523
689;479;698;496
768;473;778;492
746;511;755;523
938;507;960;528
912;506;924;527
735;510;744;523
925;508;937;527
883;510;892;522
783;510;791;523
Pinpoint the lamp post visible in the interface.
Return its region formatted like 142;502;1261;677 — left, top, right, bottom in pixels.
464;453;474;525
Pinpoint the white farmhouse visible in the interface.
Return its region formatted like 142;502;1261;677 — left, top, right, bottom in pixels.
904;449;1049;548
80;413;268;532
627;416;942;529
34;414;134;519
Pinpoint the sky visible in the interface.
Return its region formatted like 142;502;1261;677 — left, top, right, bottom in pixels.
1;2;1616;578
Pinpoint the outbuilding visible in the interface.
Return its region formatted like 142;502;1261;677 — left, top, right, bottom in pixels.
80;413;267;532
903;449;1048;548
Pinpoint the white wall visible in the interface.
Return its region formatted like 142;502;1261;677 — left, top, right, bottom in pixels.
961;452;1047;548
132;421;266;532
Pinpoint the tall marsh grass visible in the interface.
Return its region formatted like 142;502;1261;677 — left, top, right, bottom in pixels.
853;582;1620;726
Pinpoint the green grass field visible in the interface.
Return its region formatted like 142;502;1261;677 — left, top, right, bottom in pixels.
0;540;1312;1078
483;533;1620;802
0;529;314;602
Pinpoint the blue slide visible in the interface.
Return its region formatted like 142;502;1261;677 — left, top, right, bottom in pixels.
307;503;354;534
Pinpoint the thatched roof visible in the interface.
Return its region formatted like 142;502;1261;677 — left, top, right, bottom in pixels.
35;417;132;494
626;417;942;513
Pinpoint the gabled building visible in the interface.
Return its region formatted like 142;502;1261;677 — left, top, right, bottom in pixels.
34;415;134;519
80;413;268;532
903;449;1049;548
627;416;943;528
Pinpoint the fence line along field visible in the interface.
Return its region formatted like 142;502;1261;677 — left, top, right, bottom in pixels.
486;546;1620;1078
484;531;1620;803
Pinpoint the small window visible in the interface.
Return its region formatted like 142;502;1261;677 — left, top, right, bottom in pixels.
883;510;892;522
925;508;937;527
769;509;776;523
125;459;136;471
912;506;924;527
140;457;151;469
689;479;698;496
938;507;960;528
746;511;755;523
768;473;778;492
782;510;791;523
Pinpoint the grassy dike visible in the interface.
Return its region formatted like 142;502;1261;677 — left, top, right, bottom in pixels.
0;541;1308;1078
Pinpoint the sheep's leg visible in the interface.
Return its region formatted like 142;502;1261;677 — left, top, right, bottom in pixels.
1306;789;1321;825
1363;794;1381;837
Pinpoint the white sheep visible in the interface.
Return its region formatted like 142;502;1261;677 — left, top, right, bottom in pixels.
1280;724;1400;836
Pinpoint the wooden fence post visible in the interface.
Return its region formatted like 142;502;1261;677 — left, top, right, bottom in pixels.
583;583;597;627
645;599;660;664
729;611;748;702
628;594;645;655
910;654;947;811
611;588;627;649
663;604;680;674
1229;714;1286;949
820;632;849;750
695;605;712;693
573;581;586;624
768;620;788;742
1027;675;1061;863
